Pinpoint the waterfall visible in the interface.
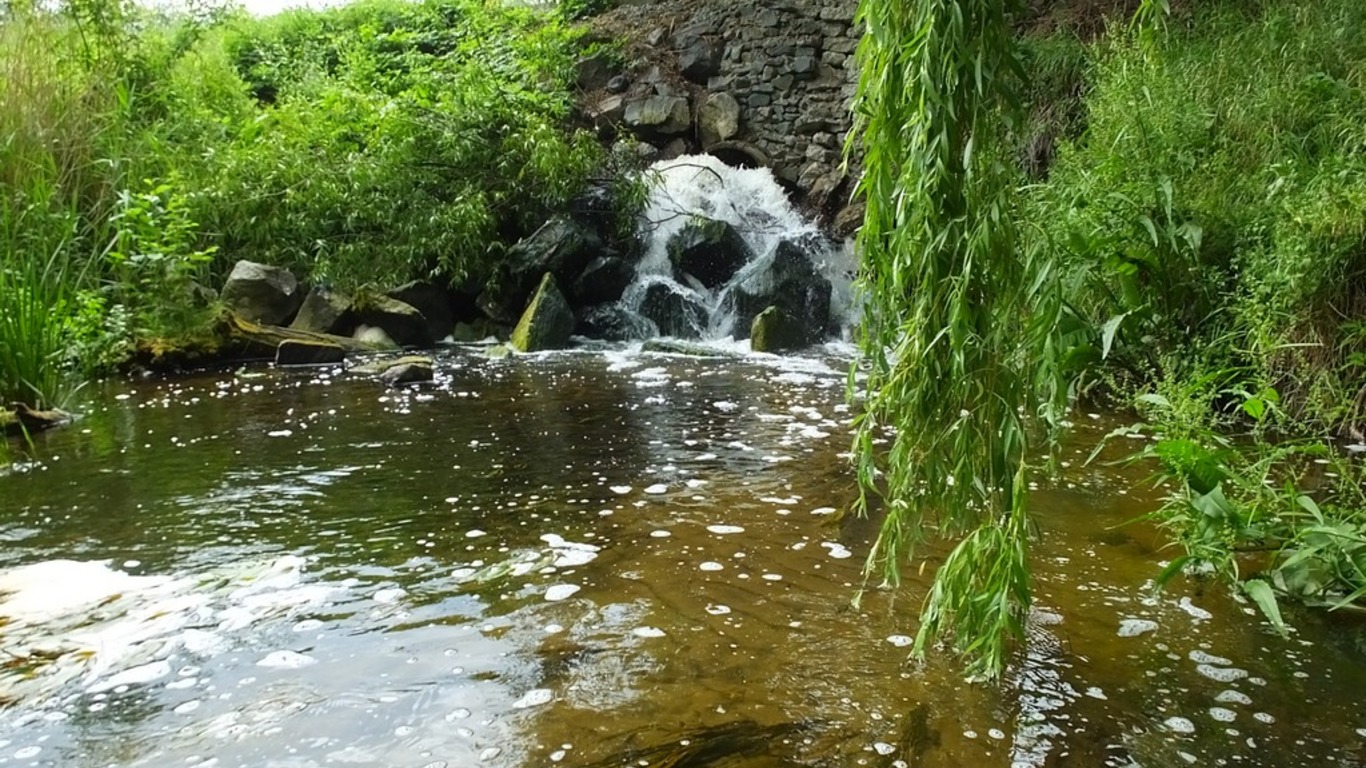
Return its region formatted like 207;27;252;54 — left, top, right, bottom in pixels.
617;154;855;343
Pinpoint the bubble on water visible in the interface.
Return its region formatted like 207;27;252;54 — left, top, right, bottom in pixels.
644;484;669;494
873;742;896;755
166;677;197;690
650;530;671;538
1357;728;1366;738
544;585;580;601
14;746;41;759
987;729;1005;740
886;635;913;647
699;562;724;571
1085;687;1107;700
373;588;406;604
479;746;502;760
762;573;783;581
293;619;324;632
550;750;567;762
705;604;731;615
633;627;666;638
267;430;292;437
1189;650;1231;665
544;624;564;634
1117;619;1159;637
820;542;852;559
42;712;69;722
762;496;800;505
707;525;745;535
446;708;472;721
1254;712;1275;724
174;700;201;715
713;401;739;412
256;650;316;669
1216;690;1252;705
1196;664;1248;683
1209;707;1237;722
123;560;141;569
395;725;415;736
1178;597;1213;620
964;731;978;739
89;660;173;692
466;529;487;538
512;689;554;709
1164;717;1196;734
610;485;632;495
686;479;708;488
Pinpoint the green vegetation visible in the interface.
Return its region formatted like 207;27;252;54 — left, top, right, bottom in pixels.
0;0;601;408
852;0;1366;676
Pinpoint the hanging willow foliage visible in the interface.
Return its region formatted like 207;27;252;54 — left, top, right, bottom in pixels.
845;0;1056;680
846;0;1172;678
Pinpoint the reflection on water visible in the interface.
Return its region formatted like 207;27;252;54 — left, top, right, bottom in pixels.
1;344;1365;767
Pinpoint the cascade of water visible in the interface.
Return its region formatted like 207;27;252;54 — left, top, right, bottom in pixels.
618;154;855;342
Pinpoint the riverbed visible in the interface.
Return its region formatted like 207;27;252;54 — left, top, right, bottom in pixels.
2;345;1364;767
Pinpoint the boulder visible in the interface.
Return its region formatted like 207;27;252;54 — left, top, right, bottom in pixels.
387;281;455;341
219;261;302;326
575;53;617;91
727;234;833;345
833;202;865;238
510;273;576;353
577;304;654;342
698;92;741;147
623;95;691;136
478;217;603;324
587;95;627;127
639;281;708;339
678;38;721;83
667;217;754;289
572;255;636;306
290;285;354;335
750;306;807;353
353;295;432;348
352;355;435;385
275;339;346;366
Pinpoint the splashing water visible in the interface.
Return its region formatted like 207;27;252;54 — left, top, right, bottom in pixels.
621;154;856;340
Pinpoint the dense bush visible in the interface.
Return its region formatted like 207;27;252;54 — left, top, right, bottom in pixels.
0;0;602;406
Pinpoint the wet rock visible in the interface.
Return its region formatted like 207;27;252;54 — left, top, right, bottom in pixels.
353;294;432;348
275;339;345;366
511;273;576;353
833;201;865;237
639;281;708;339
641;338;738;357
572;255;636;306
586;94;627;126
387;281;454;341
698;92;741;147
478;217;603;324
606;74;630;94
578;304;653;342
352;355;434;385
219;261;302;326
290;285;354;335
750;306;806;352
667;216;754;289
623;95;691;136
451;318;506;343
728;234;833;345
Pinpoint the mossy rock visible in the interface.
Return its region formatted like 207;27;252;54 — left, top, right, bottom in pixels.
750;305;807;353
511;273;576;352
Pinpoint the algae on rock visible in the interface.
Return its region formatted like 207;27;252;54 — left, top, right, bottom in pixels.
511;273;576;352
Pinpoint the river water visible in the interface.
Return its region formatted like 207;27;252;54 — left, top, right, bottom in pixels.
2;345;1365;767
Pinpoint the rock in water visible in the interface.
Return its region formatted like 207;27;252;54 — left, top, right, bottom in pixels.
290;285;354;335
353;294;432;348
750;306;806;353
275;340;346;366
729;234;833;344
386;281;454;341
511;273;575;352
639;281;708;339
478;217;602;324
219;261;302;326
667;216;754;289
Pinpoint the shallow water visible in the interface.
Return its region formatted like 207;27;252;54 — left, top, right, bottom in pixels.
2;345;1365;767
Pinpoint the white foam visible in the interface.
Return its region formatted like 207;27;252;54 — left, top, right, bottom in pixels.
1117;619;1159;637
706;525;745;535
544;585;581;601
512;689;554;709
256;650;316;669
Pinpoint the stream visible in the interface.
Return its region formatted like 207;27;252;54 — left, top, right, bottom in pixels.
3;345;1366;767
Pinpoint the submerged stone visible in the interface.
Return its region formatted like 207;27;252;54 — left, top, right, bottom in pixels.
511;273;575;352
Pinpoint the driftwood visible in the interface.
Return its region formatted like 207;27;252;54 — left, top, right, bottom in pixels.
222;313;394;356
2;403;70;437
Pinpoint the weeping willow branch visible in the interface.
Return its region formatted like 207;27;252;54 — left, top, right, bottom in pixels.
845;0;1066;679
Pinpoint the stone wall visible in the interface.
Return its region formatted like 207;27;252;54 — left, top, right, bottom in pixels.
583;0;861;222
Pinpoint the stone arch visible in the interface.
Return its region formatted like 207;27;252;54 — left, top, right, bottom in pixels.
705;141;772;170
